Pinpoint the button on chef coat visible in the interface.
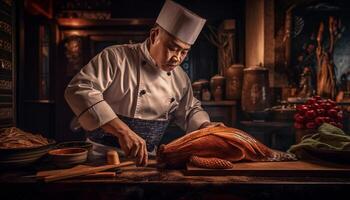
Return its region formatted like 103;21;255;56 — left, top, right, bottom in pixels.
65;39;210;133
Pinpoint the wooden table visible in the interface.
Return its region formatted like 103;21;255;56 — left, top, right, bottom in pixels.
1;159;350;200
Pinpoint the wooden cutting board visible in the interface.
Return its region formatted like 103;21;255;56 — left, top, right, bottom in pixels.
185;161;350;177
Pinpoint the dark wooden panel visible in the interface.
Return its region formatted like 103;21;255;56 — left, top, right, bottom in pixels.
0;0;12;16
0;0;15;127
21;101;55;139
202;100;237;127
0;103;13;127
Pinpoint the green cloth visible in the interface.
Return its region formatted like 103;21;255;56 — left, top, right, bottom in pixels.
288;123;350;159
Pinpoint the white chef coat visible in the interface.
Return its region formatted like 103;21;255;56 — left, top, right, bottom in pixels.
65;39;210;133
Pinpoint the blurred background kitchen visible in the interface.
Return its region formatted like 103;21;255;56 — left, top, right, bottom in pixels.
1;0;350;151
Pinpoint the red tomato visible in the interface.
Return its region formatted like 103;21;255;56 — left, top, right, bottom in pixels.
313;103;321;109
319;103;327;109
294;113;305;123
314;96;322;100
306;98;316;105
305;110;317;119
337;112;343;121
296;105;308;114
323;117;331;123
314;117;325;126
294;122;304;129
324;103;332;110
327;109;338;118
326;99;336;107
317;99;327;104
306;122;317;129
333;106;341;111
316;108;326;116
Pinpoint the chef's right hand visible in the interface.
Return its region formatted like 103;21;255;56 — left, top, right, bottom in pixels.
101;118;148;166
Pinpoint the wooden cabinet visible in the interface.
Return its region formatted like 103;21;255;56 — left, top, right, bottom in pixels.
201;100;237;127
0;0;16;128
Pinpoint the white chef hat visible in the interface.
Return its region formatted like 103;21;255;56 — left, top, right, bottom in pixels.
156;0;206;45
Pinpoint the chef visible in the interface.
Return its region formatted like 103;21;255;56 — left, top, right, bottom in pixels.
65;0;222;166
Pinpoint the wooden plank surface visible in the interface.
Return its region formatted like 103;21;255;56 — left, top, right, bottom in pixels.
185;161;350;177
38;161;134;182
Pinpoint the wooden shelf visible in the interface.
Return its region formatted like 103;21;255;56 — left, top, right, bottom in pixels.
239;120;293;128
57;18;155;28
201;100;237;127
24;100;55;104
201;100;236;106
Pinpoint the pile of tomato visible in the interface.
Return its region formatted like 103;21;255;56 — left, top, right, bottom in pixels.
294;96;343;130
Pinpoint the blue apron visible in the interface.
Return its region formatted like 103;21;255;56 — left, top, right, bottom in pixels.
88;115;169;153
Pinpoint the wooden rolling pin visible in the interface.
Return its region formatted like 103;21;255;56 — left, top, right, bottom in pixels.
43;161;134;182
37;166;116;179
37;165;87;177
38;150;122;178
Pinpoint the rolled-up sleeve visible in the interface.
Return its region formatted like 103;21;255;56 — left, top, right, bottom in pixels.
174;77;210;133
64;49;118;131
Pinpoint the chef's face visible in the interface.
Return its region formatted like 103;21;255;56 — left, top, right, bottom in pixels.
149;26;191;72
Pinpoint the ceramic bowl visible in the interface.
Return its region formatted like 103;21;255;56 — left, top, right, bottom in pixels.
271;108;296;122
245;111;271;121
56;141;92;151
0;139;56;168
48;147;88;168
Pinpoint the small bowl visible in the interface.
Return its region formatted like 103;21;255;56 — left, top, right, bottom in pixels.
56;141;92;151
245;111;271;121
48;147;88;168
271;108;296;122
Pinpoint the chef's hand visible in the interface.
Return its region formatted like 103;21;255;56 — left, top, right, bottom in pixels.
199;121;227;129
101;118;148;166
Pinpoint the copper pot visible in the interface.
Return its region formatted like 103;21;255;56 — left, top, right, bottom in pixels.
224;64;244;100
241;66;271;113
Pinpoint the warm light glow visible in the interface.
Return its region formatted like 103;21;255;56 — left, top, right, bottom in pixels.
130;19;141;25
69;31;81;36
245;0;264;67
68;19;82;26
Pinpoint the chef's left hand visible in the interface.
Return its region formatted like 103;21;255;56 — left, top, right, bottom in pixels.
199;122;226;129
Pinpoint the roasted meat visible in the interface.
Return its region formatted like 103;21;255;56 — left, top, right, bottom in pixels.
157;126;296;169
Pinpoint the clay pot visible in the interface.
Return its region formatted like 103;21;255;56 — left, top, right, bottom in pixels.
241;66;271;116
192;82;203;100
224;64;244;100
210;74;225;100
192;79;209;100
202;88;211;101
213;86;223;101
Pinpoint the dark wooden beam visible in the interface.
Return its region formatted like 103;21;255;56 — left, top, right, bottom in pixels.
25;0;53;19
57;18;155;28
